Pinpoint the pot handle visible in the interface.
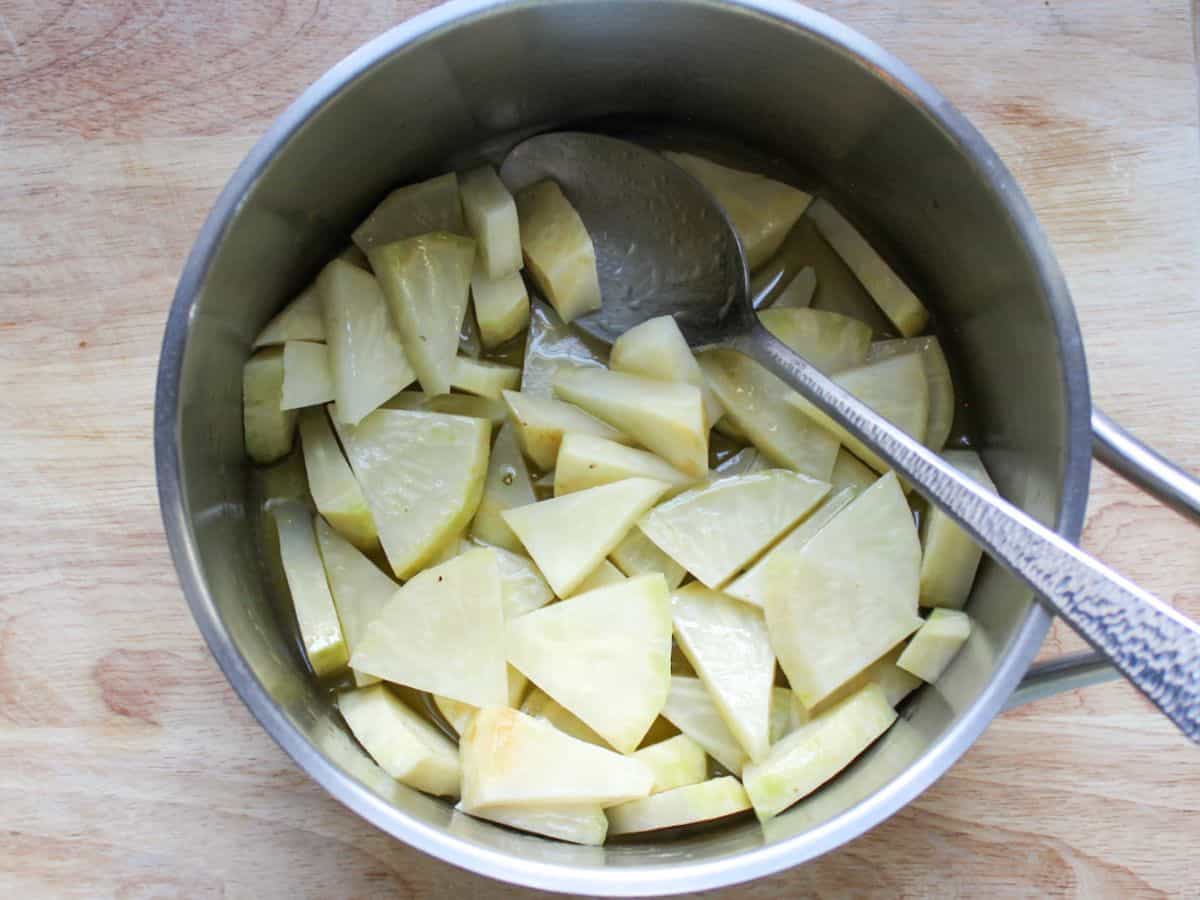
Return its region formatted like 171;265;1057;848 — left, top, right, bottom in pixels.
1008;408;1200;707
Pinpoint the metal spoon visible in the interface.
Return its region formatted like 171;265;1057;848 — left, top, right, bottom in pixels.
500;130;1200;743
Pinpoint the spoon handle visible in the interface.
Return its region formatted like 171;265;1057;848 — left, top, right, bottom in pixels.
737;324;1200;743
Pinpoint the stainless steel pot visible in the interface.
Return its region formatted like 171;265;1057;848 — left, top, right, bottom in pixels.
154;0;1191;893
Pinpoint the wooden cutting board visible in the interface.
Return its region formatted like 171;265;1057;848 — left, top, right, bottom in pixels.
1;1;1197;896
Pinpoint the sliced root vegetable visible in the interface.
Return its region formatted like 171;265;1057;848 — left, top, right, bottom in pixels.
771;267;816;310
272;502;347;676
663;152;812;269
609;315;723;426
711;446;770;480
698;349;840;480
452;355;521;399
351;547;507;707
897;608;972;682
514;180;602;323
385;390;507;427
338;244;370;270
803;645;922;718
502;389;630;471
742;683;896;821
254;285;324;347
338;684;461;797
829;448;877;494
789;352;929;473
770;686;799;744
919;449;997;608
434;665;530;737
368;232;476;396
459;164;522;278
805;197;929;337
553;367;708;478
757;307;872;374
520;687;608;746
554;432;696;498
456;801;608;846
488;543;555;618
868;335;956;451
314;517;395;687
351;172;466;252
318;259;416;426
470;422;536;553
671;583;776;762
571;559;626;595
724;487;856;608
610;527;687;591
607;776;751;835
661;676;747;775
639;471;830;589
460;707;654;810
244;347;298;464
506;574;672;753
633;734;708;794
520;298;608;400
300;408;378;552
281;341;335;410
764;472;923;708
338;408;489;579
501;477;669;597
472;268;530;349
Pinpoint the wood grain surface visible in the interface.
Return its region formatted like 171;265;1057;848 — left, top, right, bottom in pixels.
2;1;1198;896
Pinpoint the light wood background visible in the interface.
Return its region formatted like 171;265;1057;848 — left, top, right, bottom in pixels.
2;1;1198;896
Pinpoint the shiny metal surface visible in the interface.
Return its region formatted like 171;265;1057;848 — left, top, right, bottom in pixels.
155;0;1105;893
1092;408;1200;522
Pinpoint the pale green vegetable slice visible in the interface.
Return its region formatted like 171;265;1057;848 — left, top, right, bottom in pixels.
457;801;608;846
697;349;839;480
338;684;461;796
571;559;626;595
368;232;476;396
502;389;630;471
829;448;877;494
521;687;608;746
426;529;472;567
244;347;298;464
805;197;929;337
663;152;812;268
351;172;466;252
639;471;830;589
314;517;395;687
460;707;653;810
451;355;521;399
609;315;724;426
633;734;708;794
520;299;608;399
919;449;997;608
318;259;416;426
783;218;895;336
804;645;922;717
897;609;972;682
501;478;669;597
553;367;708;478
488;543;555;618
771;267;816;309
434;666;530;737
472;268;530;349
254;285;324;347
743;683;896;821
724;487;856;608
789;352;929;473
506;574;672;753
764;472;923;708
554;432;696;497
671;583;776;762
757;308;872;374
470;422;536;553
339;409;488;578
272;502;347;676
514;180;602;323
384;390;506;426
661;676;747;775
300;409;378;552
351;548;507;707
711;446;770;479
770;686;799;744
459;164;522;278
607;776;751;835
280;341;335;410
610;527;687;590
868;336;956;451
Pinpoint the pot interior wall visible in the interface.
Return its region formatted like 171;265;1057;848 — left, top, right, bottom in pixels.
174;0;1074;873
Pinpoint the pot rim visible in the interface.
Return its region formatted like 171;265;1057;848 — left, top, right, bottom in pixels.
154;0;1093;893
